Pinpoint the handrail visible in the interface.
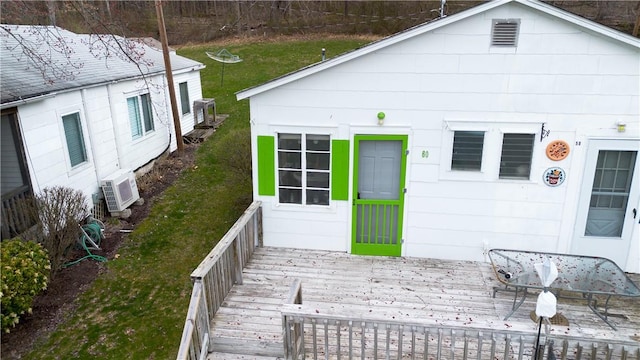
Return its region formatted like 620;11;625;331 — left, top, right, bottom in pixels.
281;304;640;360
176;201;262;360
283;279;304;359
176;282;208;360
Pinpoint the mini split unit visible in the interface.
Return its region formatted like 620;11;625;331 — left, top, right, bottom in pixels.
101;169;140;213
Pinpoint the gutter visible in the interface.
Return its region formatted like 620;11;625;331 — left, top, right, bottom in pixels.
0;92;58;109
1;64;205;109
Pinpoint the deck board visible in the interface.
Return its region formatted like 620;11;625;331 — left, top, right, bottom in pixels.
207;247;640;359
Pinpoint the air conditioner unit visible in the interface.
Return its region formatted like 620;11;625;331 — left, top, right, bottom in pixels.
101;169;140;213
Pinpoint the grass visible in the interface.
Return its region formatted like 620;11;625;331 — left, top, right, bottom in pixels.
24;35;376;360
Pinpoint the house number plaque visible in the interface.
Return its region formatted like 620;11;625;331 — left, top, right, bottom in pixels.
545;140;570;161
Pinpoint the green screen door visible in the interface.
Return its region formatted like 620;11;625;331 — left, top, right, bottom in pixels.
352;135;407;256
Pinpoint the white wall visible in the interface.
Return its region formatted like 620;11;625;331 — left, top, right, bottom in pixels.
17;70;202;206
249;3;639;270
19;91;99;205
174;70;204;140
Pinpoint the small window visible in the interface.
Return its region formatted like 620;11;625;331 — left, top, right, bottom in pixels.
451;131;484;171
62;112;87;167
127;93;154;139
277;133;330;206
499;133;535;179
179;82;190;115
491;19;520;47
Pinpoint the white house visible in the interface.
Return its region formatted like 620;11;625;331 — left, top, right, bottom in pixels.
237;0;640;272
1;25;205;238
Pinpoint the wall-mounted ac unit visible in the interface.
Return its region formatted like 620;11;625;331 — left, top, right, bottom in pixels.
101;169;140;213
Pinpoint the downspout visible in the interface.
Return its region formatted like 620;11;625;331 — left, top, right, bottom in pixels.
81;89;102;191
162;74;175;152
106;83;124;168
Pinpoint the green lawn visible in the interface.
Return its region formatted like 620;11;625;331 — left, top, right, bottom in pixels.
25;35;375;360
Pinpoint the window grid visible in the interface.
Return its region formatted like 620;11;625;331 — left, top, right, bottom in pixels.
277;133;330;206
590;151;636;209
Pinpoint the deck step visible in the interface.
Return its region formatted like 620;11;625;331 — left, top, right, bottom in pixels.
210;336;284;358
208;352;283;360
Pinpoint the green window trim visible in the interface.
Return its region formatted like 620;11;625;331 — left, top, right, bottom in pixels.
257;135;276;196
331;139;349;201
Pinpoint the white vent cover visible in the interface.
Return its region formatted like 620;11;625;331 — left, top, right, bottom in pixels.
491;19;520;46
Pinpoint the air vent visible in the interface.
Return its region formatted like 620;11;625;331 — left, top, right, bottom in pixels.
491;19;520;47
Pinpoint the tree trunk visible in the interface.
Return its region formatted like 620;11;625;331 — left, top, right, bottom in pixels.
47;0;56;25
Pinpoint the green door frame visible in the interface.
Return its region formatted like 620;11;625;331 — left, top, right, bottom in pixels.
351;134;408;256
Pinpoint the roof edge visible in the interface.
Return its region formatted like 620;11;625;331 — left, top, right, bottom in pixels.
236;0;510;100
236;0;640;101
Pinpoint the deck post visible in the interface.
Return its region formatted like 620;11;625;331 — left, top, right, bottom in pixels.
256;205;263;247
233;238;243;285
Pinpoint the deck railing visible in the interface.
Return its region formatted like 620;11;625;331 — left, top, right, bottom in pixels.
1;185;35;240
176;201;262;360
282;290;640;360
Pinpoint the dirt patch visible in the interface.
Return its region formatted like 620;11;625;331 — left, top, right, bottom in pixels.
0;144;198;360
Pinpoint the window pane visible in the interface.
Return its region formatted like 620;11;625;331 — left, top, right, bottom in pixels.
307;172;329;188
179;82;190;114
306;134;330;151
141;94;154;132
451;131;484;171
278;151;301;169
279;188;302;204
62;113;87;167
585;150;637;237
499;133;534;179
307;152;330;170
127;97;142;138
277;133;331;206
278;133;301;150
306;190;329;205
279;170;301;187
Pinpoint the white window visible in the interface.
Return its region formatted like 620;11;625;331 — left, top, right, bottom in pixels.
62;112;87;167
499;133;535;180
179;82;190;115
127;93;154;139
451;131;484;171
277;133;330;205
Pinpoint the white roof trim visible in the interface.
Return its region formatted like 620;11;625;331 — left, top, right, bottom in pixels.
236;0;640;101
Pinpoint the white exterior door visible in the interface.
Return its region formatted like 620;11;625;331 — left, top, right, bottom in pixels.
572;139;640;269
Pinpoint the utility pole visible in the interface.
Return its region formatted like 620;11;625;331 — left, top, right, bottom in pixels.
155;0;184;152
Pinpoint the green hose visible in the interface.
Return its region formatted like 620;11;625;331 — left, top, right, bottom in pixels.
63;221;108;268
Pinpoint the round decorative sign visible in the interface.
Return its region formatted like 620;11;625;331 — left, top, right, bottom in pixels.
543;167;566;187
546;140;570;161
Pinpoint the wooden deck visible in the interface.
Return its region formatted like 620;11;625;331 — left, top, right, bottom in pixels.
207;247;640;359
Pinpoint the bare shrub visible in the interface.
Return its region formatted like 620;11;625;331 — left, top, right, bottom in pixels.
26;186;89;275
216;127;253;208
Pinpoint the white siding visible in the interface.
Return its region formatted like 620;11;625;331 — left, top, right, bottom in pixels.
16;70;203;204
248;3;640;270
174;71;204;138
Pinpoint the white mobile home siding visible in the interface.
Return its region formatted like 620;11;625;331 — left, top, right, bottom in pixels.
247;2;640;271
174;71;204;138
17;73;177;204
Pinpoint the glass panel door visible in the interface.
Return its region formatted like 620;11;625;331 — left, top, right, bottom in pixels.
585;151;637;237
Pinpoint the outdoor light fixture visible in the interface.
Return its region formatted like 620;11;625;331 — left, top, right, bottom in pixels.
617;122;626;133
377;112;385;125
